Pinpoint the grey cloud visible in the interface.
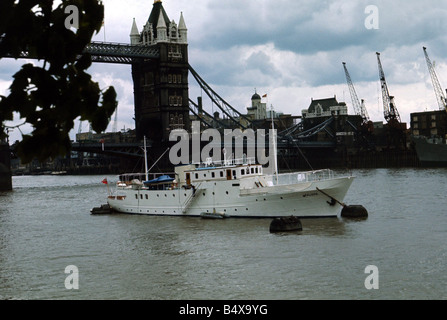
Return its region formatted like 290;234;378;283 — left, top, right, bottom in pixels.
189;0;446;87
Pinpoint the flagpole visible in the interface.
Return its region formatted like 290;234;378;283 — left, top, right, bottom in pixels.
102;178;110;195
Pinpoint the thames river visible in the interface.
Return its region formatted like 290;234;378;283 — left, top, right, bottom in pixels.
0;168;446;300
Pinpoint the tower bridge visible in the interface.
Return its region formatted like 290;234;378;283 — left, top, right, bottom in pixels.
3;0;368;174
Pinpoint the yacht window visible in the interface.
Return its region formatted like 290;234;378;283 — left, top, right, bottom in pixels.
145;194;148;199
220;171;224;177
241;170;245;175
251;168;254;174
195;173;198;179
211;172;215;178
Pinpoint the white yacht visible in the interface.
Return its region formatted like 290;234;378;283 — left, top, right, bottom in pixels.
106;155;354;218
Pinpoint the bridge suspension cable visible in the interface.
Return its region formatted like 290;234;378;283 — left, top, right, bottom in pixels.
188;64;255;130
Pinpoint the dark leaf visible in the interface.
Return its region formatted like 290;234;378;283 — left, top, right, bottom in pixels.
1;0;117;163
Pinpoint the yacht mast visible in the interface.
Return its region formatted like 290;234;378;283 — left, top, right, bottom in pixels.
270;104;278;184
144;136;148;181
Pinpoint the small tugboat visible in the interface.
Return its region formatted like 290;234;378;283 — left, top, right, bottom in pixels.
200;209;230;219
269;216;302;233
90;204;112;215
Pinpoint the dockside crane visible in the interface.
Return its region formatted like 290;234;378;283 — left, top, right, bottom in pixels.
376;52;406;149
342;62;370;123
423;47;447;111
376;52;401;124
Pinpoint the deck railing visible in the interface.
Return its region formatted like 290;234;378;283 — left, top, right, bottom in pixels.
271;169;335;186
194;157;257;168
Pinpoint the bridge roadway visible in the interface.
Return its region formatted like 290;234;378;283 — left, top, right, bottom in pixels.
85;42;159;64
71;141;146;158
0;39;160;64
71;140;336;159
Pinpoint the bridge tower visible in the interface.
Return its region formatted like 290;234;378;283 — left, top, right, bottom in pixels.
130;0;190;142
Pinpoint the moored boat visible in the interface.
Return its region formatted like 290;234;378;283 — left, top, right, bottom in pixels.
105;156;354;218
200;210;230;219
90;204;113;215
412;135;447;166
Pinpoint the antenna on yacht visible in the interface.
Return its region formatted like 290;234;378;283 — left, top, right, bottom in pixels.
222;148;227;166
270;104;279;184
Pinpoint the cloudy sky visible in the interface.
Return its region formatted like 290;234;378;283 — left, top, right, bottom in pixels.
1;0;447;143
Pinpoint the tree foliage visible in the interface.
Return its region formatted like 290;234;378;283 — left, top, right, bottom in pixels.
0;0;117;163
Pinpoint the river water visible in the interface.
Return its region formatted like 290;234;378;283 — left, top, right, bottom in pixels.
0;168;446;300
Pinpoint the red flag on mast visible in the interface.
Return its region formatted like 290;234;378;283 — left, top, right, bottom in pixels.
102;178;108;184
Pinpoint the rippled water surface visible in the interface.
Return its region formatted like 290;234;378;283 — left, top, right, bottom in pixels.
0;169;446;300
